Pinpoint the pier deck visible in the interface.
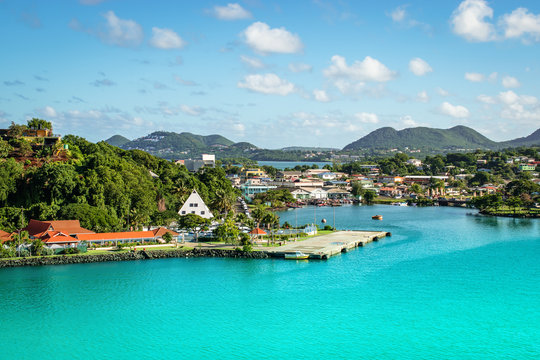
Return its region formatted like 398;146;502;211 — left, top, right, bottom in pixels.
264;230;389;259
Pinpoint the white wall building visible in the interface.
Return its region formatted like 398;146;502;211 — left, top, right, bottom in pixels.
178;190;213;219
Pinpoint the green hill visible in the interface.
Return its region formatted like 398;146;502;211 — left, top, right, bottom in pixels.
501;128;540;147
104;135;130;147
343;125;498;151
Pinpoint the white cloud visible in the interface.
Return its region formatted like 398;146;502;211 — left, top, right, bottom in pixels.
232;123;246;133
465;72;485;82
409;57;432;76
149;27;186;49
417;90;429;103
213;3;252;20
500;8;540;41
243;22;303;54
323;55;396;82
437;87;449;96
99;11;143;47
390;6;406;22
313;89;330;102
450;0;495;42
238;73;295;95
354;112;379;124
439;101;470;118
38;106;57;118
180;105;203;116
400;115;419;128
289;63;312;73
477;94;496;104
502;76;521;88
498;90;540;121
240;55;265;69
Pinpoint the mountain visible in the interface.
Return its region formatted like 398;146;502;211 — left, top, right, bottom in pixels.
501;128;540;147
343;125;499;151
123;131;234;151
105;135;130;147
281;146;339;152
117;131;259;159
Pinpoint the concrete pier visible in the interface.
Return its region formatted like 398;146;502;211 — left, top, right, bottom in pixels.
264;230;390;259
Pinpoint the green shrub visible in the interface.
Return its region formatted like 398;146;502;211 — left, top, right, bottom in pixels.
61;247;80;255
242;243;253;252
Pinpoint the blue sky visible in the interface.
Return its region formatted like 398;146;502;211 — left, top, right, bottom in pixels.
1;0;540;148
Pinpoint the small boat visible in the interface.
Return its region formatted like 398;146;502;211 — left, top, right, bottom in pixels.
372;215;383;220
285;251;309;260
392;202;408;206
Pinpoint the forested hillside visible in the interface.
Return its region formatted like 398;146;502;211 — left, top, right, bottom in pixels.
0;136;238;233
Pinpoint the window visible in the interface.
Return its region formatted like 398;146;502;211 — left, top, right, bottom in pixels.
193;203;198;207
201;211;205;215
191;211;195;214
181;211;186;215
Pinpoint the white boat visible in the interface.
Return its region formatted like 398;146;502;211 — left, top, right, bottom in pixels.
284;251;309;260
393;202;408;206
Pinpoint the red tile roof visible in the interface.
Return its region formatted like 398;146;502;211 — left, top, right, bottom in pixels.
41;231;80;244
23;219;94;238
0;230;13;243
249;228;267;235
152;227;179;237
77;231;155;242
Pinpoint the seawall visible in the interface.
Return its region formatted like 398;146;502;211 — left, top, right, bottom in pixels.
0;248;269;268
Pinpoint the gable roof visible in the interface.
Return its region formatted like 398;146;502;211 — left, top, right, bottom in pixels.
249;228;267;235
41;231;80;244
152;227;179;237
23;219;94;238
0;230;13;243
178;189;213;219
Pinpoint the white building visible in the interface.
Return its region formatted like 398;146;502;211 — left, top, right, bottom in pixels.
178;190;213;219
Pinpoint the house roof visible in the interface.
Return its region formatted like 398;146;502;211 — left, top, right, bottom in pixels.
41;231;80;244
0;230;13;243
77;231;155;242
152;227;179;237
249;228;267;235
23;219;94;238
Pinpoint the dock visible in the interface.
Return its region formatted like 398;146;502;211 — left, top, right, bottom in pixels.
264;230;390;259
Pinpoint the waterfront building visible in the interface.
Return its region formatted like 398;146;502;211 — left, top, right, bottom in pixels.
291;188;311;200
178;190;213;218
22;219;95;240
325;187;352;199
240;180;277;200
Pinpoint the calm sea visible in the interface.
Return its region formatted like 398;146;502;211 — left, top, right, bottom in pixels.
1;206;539;359
257;160;332;169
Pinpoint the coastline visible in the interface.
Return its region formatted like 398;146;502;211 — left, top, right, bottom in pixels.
0;248;269;268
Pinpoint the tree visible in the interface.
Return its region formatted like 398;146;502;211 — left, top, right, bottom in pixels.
177;214;210;241
409;183;423;195
470;194;502;212
162;232;173;243
0;139;13;158
27;118;52;130
214;216;240;244
7;122;26;138
31;238;44;256
363;190;376;204
351;181;365;198
506;196;522;215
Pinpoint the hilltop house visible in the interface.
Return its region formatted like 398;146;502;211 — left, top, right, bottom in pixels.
178;190;213;219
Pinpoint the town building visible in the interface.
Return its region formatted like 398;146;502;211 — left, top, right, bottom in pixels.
240;179;277;200
178;190;213;218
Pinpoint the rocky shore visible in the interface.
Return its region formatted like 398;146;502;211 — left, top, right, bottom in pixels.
0;248;269;268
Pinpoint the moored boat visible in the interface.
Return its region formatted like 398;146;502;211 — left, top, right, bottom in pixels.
284;251;309;260
372;215;383;220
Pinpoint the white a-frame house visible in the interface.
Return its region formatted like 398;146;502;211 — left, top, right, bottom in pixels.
178;190;213;219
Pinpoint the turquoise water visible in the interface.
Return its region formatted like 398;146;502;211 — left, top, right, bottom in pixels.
1;206;539;359
257;160;332;169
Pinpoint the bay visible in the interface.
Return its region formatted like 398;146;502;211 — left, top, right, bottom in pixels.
257;160;332;169
1;205;539;359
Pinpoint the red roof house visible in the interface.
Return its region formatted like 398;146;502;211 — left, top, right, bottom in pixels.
23;219;94;239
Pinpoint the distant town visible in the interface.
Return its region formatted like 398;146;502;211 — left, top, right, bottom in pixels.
0;119;538;260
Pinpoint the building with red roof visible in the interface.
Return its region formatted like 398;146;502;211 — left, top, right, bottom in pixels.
23;219;94;239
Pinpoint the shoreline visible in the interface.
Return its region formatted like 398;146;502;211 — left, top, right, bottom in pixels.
0;248;269;268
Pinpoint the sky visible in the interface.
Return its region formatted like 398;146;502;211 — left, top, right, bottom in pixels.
1;0;540;149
